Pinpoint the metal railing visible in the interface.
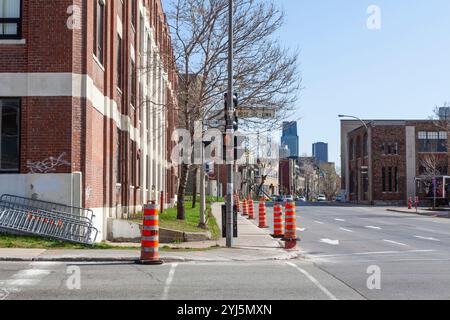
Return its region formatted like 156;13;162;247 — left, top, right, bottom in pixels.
0;194;98;245
0;194;94;222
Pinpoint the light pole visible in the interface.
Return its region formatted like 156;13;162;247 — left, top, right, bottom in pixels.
338;115;372;205
225;0;234;248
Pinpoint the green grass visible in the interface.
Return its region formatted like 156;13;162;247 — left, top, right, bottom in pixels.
0;234;221;251
0;234;124;250
131;201;221;241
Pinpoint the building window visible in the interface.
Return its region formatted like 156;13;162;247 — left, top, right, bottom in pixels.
0;0;21;39
382;167;386;192
418;131;448;153
117;34;123;89
382;142;399;155
131;0;137;29
0;98;20;173
94;0;105;65
394;167;399;193
131;59;136;107
356;136;362;158
116;129;122;183
363;134;368;157
349;139;354;160
388;167;393;192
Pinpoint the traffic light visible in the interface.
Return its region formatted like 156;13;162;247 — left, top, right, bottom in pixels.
224;92;239;131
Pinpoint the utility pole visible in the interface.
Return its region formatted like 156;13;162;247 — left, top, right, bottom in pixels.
225;0;234;248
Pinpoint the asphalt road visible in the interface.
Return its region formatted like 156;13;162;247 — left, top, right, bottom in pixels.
1;204;450;300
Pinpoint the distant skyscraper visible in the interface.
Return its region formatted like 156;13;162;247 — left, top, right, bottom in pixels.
281;122;299;158
313;142;328;163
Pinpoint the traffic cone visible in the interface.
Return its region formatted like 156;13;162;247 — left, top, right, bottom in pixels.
235;194;241;213
136;204;164;265
282;201;300;249
271;201;284;238
242;199;249;216
248;199;255;220
258;199;269;228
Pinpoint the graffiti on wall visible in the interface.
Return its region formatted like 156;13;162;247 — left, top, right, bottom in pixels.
27;153;71;174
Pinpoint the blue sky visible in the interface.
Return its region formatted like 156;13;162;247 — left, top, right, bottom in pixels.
277;0;450;166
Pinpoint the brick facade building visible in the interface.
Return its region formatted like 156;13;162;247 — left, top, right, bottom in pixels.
341;120;450;205
0;0;178;241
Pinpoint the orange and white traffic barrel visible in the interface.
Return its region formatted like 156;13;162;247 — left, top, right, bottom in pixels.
282;201;300;249
248;199;255;220
136;204;164;265
258;199;269;229
271;201;284;238
242;199;249;216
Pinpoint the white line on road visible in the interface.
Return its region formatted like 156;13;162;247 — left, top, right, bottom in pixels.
286;262;338;300
366;226;382;230
335;219;346;222
314;221;324;225
309;250;435;259
414;236;441;242
320;239;340;246
339;228;354;233
297;228;306;232
162;263;178;300
383;239;408;247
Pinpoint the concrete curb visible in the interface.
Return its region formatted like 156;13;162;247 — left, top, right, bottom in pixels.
386;208;450;218
0;249;300;263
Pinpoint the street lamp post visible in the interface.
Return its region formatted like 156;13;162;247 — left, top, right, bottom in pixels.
338;115;372;205
225;0;234;248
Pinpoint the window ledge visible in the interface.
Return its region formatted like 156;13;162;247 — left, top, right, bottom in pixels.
93;54;105;71
0;39;26;45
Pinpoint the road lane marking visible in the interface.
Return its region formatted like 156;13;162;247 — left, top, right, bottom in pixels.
308;250;435;258
12;269;51;279
314;221;324;225
286;262;338;300
162;263;178;300
383;240;408;247
414;236;441;242
320;239;340;246
339;228;354;233
334;219;346;222
297;228;306;232
366;226;382;230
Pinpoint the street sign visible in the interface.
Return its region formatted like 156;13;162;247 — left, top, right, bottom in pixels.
236;107;276;119
222;204;238;238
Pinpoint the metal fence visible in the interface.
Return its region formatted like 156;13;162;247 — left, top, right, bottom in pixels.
0;194;98;245
0;194;94;222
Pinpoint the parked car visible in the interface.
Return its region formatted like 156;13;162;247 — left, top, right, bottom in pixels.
284;195;294;202
335;194;345;202
317;194;327;202
297;196;307;202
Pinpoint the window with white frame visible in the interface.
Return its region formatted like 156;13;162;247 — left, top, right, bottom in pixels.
0;0;21;39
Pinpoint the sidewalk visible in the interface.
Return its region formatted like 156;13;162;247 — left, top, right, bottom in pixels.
386;207;450;218
0;203;299;263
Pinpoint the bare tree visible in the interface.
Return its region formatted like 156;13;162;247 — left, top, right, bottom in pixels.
163;0;301;220
318;164;340;200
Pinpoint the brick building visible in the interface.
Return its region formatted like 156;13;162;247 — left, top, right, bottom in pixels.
0;0;178;241
341;120;450;205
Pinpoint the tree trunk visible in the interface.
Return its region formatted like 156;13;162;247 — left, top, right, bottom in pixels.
192;166;198;208
177;163;189;220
